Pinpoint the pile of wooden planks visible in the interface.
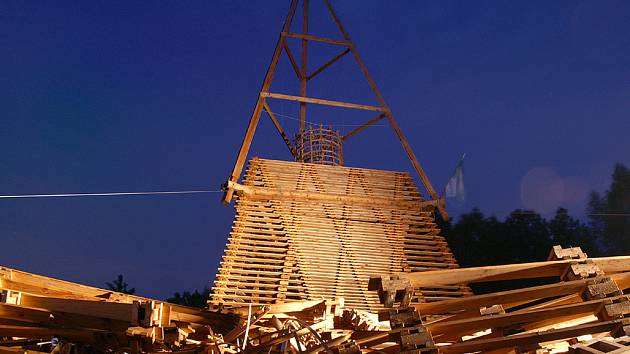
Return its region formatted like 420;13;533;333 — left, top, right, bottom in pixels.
212;158;471;312
568;335;630;353
0;266;387;353
0;266;238;353
370;246;630;353
3;246;630;353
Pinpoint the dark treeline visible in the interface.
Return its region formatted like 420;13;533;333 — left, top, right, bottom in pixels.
440;163;630;293
167;288;211;308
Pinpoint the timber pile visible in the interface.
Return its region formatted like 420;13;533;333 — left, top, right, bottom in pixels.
0;266;238;352
2;246;630;353
211;158;471;311
370;246;630;353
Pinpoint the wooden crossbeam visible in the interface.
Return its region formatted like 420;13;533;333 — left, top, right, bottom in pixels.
307;48;350;80
262;101;296;157
228;180;438;210
282;42;302;80
282;32;351;46
0;325;104;343
261;92;384;112
342;113;386;141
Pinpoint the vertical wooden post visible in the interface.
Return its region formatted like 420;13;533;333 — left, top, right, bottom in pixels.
223;0;299;204
299;0;309;133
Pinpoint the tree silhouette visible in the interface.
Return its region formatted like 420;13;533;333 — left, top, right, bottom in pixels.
588;163;630;255
442;207;598;293
167;288;211;308
549;207;597;255
106;274;136;295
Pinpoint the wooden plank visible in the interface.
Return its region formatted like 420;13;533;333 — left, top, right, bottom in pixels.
0;346;49;354
282;41;302;80
282;31;350;46
18;294;137;323
438;320;625;354
228;180;439;209
262;101;296;156
415;275;630;315
0;303;129;332
0;324;106;343
402;256;630;287
299;0;308;132
261;92;384;112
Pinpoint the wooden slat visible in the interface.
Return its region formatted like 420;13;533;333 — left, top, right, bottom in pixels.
403;256;630;287
260;92;384;112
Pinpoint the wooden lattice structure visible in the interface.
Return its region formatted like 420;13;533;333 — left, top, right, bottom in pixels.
211;158;470;311
214;0;465;311
294;125;344;166
221;0;448;219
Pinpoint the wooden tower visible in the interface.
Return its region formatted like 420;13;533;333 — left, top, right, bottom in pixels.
212;0;470;311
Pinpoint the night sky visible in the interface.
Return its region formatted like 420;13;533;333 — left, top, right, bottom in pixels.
2;1;629;299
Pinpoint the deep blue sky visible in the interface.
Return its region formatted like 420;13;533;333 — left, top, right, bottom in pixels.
2;1;629;299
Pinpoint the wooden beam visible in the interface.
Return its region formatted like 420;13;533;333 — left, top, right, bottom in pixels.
0;346;49;354
223;0;299;204
401;256;630;287
262;101;296;157
261;92;384;112
0;266;139;302
299;0;309;132
0;303;129;332
228;181;437;210
282;42;302;80
307;48;350;81
18;294;138;323
0;324;107;343
438;319;625;354
323;0;446;220
428;295;626;337
341;113;386;141
0;265;238;331
282;32;350;46
414;276;599;315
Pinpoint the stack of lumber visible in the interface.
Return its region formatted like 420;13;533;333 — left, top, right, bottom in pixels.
3;246;630;353
212;158;471;312
0;266;238;353
370;246;630;353
569;335;630;353
0;266;387;354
